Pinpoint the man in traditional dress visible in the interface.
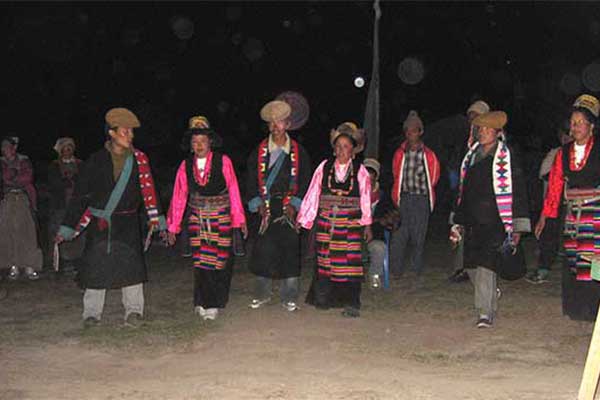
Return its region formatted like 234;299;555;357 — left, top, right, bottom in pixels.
48;137;84;276
449;100;491;283
451;111;530;328
246;100;311;311
56;108;167;328
390;111;440;288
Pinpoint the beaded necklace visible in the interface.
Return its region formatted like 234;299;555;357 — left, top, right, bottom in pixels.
327;160;354;196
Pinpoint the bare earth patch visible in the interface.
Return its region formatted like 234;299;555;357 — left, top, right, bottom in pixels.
0;235;593;400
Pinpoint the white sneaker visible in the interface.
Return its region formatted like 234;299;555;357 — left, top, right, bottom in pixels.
203;308;219;320
371;274;381;289
24;267;40;281
283;301;299;312
8;266;19;281
194;306;207;317
249;298;271;309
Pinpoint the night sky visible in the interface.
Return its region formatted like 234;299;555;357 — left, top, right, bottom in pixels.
3;1;600;170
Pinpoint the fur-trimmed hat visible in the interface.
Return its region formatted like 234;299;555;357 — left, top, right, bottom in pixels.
260;100;291;122
188;115;210;129
472;111;508;130
329;122;365;155
182;127;223;151
105;108;141;129
53;137;76;154
573;94;600;118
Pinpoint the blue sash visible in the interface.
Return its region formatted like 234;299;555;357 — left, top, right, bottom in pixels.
89;154;134;253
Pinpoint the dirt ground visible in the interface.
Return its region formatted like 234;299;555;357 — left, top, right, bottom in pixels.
0;229;596;400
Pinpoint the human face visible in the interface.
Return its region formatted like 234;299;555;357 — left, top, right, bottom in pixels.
476;126;499;148
1;141;16;160
191;134;211;158
334;135;354;164
60;145;74;160
109;127;134;150
404;126;423;146
368;169;378;188
569;111;594;145
268;119;290;138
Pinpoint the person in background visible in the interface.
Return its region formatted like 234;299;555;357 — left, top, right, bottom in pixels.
363;157;391;289
166;126;247;321
48;137;85;276
0;136;43;280
297;122;372;317
390;111;440;289
526;124;572;284
535;94;600;321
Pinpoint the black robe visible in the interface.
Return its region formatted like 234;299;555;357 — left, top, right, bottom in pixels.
246;140;311;279
454;144;529;273
62;148;160;289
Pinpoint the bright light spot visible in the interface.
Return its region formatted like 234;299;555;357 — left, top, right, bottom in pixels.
354;76;365;88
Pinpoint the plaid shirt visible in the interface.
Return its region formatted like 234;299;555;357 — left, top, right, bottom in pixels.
401;146;428;195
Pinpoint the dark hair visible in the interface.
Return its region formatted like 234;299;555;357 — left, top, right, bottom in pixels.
333;132;356;147
181;128;222;152
571;107;597;126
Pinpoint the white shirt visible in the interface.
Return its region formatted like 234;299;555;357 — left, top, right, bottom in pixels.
574;143;586;166
196;157;207;178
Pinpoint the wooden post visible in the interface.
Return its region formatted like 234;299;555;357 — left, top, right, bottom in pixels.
578;305;600;400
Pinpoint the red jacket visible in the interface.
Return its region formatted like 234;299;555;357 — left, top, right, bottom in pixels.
391;141;440;212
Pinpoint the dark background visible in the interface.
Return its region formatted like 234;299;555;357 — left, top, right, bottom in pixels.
3;1;600;174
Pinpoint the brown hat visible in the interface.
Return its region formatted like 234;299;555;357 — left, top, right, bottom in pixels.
53;137;76;154
472;111;508;130
573;94;600;118
260;100;291;122
105;108;141;129
329;122;365;155
188;115;210;129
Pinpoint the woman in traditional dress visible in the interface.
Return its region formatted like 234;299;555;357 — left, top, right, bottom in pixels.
167;127;247;321
0;136;43;280
451;111;530;328
297;122;372;317
48;137;84;274
535;94;600;321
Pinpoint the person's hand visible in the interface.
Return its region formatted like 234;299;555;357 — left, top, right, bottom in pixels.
534;215;547;239
511;232;521;246
240;223;248;239
449;224;463;249
258;204;267;217
55;234;65;244
364;225;373;243
166;231;177;246
285;205;297;222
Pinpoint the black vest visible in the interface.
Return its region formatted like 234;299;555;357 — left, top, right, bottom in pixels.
320;158;361;197
186;152;227;196
562;137;600;189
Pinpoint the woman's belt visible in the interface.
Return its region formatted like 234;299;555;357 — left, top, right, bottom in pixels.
319;194;360;211
189;193;230;209
564;187;600;204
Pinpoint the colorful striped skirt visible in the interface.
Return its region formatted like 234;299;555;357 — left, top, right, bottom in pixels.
188;204;232;270
315;205;363;282
563;199;600;281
